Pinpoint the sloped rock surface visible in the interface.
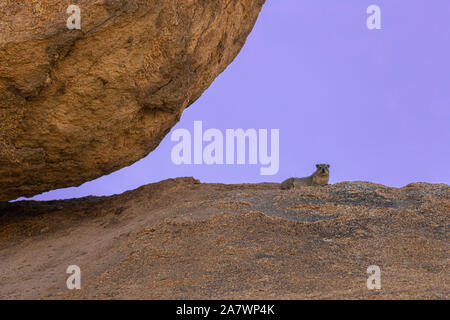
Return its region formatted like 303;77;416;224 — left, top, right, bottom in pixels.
0;179;448;299
0;0;265;201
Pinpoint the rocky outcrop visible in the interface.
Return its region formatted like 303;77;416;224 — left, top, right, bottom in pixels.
0;179;448;299
0;0;265;201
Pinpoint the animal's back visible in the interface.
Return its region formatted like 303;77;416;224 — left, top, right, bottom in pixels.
280;178;294;190
280;176;312;189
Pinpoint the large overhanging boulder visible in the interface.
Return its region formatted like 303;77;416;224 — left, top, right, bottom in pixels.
0;0;265;201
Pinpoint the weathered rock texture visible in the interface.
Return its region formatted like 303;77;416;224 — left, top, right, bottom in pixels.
0;179;448;299
0;0;265;201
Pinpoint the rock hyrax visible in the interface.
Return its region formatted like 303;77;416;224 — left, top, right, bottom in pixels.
281;164;330;189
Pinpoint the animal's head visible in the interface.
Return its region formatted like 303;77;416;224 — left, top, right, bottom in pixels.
315;164;330;176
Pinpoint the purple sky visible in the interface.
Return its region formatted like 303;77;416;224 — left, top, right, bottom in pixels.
20;0;450;201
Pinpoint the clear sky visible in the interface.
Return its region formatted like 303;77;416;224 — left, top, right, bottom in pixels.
20;0;450;201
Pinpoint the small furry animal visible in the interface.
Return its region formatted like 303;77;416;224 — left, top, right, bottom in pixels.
281;164;330;189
